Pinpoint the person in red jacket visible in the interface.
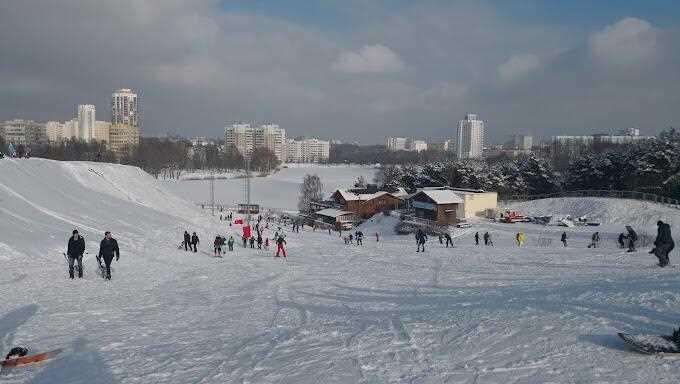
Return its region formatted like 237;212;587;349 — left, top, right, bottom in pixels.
275;235;287;257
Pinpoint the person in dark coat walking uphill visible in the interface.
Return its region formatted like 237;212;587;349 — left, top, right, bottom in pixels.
183;231;190;251
626;226;637;252
98;231;119;280
67;229;85;279
416;229;427;253
191;232;199;253
652;221;675;267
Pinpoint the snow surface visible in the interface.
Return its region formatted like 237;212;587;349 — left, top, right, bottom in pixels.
2;158;680;383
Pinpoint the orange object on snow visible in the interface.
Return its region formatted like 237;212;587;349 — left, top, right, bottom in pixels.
2;349;62;368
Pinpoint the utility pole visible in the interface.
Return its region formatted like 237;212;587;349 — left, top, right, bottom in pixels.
210;169;215;216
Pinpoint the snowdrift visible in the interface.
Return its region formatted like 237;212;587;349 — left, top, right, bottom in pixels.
508;197;680;231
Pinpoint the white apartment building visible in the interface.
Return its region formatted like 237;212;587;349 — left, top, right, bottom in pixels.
385;137;408;151
0;119;47;145
112;88;140;129
456;113;485;159
78;104;96;142
411;140;428;152
286;138;330;163
225;122;287;162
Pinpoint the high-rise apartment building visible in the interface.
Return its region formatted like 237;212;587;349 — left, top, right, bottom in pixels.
456;114;484;159
112;88;140;129
225;122;287;162
78;104;96;142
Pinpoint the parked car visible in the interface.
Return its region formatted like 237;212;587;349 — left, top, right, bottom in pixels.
456;222;472;228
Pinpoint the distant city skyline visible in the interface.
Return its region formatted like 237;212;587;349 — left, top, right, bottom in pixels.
1;1;679;143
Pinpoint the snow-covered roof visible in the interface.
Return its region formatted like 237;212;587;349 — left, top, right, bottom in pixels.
334;189;403;202
315;208;356;218
416;189;464;204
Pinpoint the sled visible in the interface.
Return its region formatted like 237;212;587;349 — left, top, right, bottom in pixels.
2;349;62;368
618;333;680;354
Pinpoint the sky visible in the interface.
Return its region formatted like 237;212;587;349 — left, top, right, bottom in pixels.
1;0;679;144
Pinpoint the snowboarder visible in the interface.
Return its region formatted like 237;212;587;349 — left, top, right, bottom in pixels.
191;232;199;253
626;226;638;252
227;236;234;251
183;231;190;251
444;233;453;247
275;235;287;257
67;229;85;279
588;232;600;248
618;233;626;248
416;229;427;253
97;231;119;280
651;220;675;267
475;232;480;245
561;232;568;247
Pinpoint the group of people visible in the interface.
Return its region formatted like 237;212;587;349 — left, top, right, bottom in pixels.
182;231;200;252
344;231;365;245
66;229;120;280
474;232;494;246
213;235;234;256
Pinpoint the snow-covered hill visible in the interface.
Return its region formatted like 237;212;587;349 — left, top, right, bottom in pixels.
2;158;680;383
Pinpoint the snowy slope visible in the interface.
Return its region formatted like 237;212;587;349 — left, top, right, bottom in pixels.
508;197;680;231
2;159;680;383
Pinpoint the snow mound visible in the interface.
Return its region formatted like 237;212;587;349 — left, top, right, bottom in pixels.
508;197;680;231
355;212;401;236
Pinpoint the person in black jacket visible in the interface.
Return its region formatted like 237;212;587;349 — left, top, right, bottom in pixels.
67;229;85;279
652;221;675;267
183;231;190;251
626;226;637;252
98;231;120;280
191;232;199;253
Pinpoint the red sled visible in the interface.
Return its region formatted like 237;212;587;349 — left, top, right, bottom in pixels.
2;349;62;368
234;218;243;224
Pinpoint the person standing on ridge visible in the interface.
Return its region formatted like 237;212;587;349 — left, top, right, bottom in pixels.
191;232;199;253
97;231;119;280
67;229;85;279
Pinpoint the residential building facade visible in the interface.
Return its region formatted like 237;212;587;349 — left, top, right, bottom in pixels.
78;104;96;142
286;138;330;163
456;114;484;159
225;122;287;162
112;88;140;129
0;119;46;145
109;124;140;155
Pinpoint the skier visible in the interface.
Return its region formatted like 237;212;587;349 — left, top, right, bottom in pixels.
618;233;626;248
475;232;480;245
67;229;85;279
275;235;287;257
191;232;199;253
588;232;600;248
227;235;234;251
416;228;427;253
626;226;638;252
651;220;675;267
444;233;453;247
561;232;568;247
183;231;190;251
97;231;119;280
214;236;223;256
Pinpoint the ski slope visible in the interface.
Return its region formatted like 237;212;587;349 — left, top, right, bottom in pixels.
2;158;680;383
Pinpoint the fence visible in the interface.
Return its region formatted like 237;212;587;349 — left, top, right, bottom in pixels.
500;190;680;209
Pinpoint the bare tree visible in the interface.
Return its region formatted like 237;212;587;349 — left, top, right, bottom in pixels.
298;174;323;213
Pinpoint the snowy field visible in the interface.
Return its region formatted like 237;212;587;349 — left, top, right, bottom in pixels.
163;165;377;210
2;158;680;383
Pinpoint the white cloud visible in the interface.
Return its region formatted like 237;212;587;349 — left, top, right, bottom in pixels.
589;17;658;66
498;54;541;82
332;44;405;74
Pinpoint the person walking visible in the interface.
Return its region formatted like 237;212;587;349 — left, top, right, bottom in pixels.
626;226;638;252
183;231;190;251
561;232;568;247
275;235;287;257
375;232;379;242
483;232;489;246
227;235;234;252
97;231;119;280
257;234;263;249
191;232;199;253
416;228;427;253
356;231;364;246
67;229;85;279
249;236;255;249
444;233;453;248
475;232;480;245
652;220;675;267
214;236;223;256
588;232;600;248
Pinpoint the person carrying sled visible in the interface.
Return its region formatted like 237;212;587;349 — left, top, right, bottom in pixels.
626;226;637;252
97;231;119;280
67;229;85;279
444;232;453;248
191;232;199;253
416;228;427;253
651;220;675;267
227;235;234;251
183;231;191;251
275;235;287;257
561;232;568;247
